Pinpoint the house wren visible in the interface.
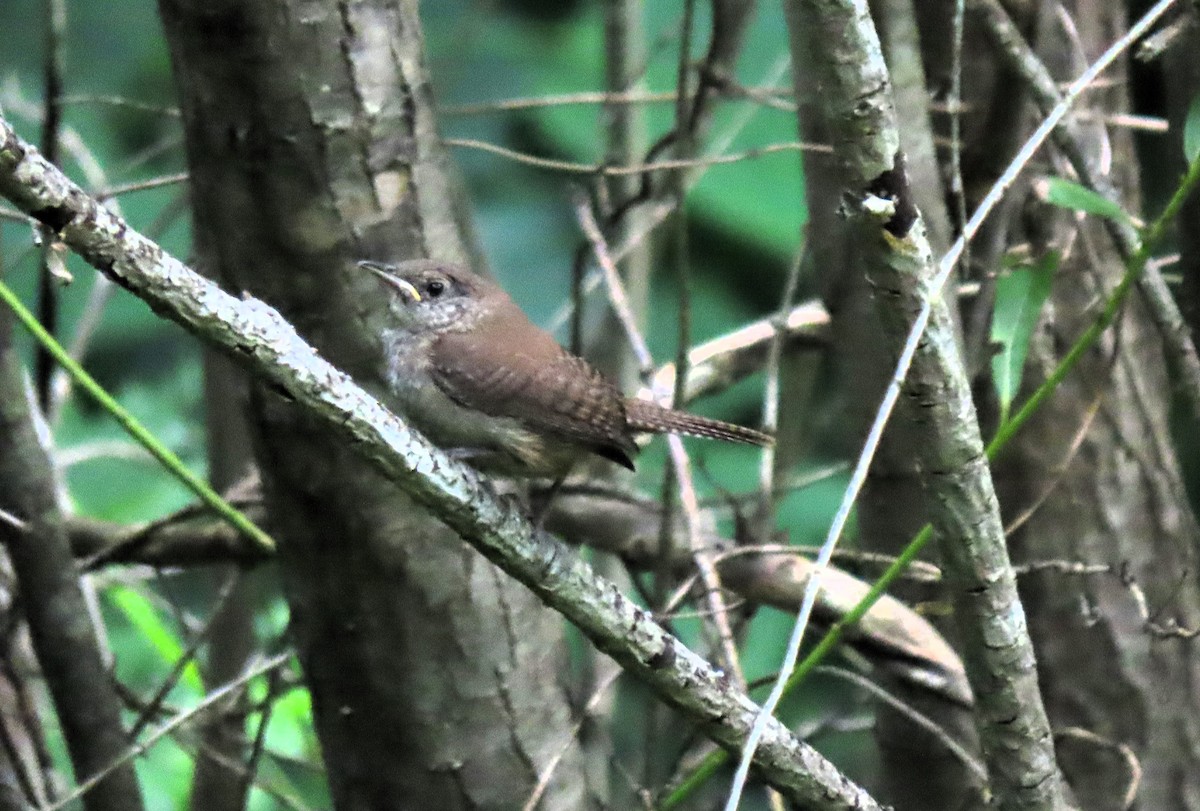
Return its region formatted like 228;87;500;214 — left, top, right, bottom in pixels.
360;259;771;478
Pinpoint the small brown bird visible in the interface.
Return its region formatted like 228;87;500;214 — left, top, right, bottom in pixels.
360;259;771;478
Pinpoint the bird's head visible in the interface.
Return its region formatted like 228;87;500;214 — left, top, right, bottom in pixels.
358;259;492;334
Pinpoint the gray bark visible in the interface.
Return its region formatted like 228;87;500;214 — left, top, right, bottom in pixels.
834;0;1200;806
153;1;591;808
785;0;1069;808
0;319;144;810
188;354;257;811
991;2;1200;808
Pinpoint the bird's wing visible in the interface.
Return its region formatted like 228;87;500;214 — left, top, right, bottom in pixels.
429;325;638;466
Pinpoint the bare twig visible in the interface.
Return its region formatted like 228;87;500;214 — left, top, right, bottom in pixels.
46;653;291;811
1003;395;1103;536
644;300;829;404
96;172;189;200
1054;727;1141;809
521;664;623;811
443;137;822;176
35;0;68;413
815;665;986;780
572;195;654;372
56;95;181;117
757;251;804;530
440;86;794;117
129;572;242;738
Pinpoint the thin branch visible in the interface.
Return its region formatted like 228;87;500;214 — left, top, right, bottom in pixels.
46;653;291;811
239;668;284;806
439;86;794;117
948;0;969;279
757;251;804;530
96;172;189;200
571;195;654;372
0;206;35;224
56;95;181;117
1053;727;1141;809
442;137;823;176
644;300;829;404
35;0;67;413
1002;394;1103;536
665;433;746;689
598;0;652;393
521;663;623;811
0;661;51;808
544;55;798;343
815;665;986;781
129;573;242;739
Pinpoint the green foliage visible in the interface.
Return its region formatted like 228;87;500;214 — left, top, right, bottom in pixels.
1185;93;1200;164
1042;176;1132;225
108;584;204;695
990;251;1059;425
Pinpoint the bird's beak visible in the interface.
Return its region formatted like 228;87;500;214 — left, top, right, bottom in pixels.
357;260;422;303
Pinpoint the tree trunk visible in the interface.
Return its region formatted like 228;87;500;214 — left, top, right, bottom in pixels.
991;3;1200;807
791;0;1200;807
155;1;593;808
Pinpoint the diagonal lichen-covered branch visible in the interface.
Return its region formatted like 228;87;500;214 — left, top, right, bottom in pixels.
0;115;882;811
776;1;1069;809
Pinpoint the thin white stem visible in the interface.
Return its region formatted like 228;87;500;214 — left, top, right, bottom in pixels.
572;196;655;371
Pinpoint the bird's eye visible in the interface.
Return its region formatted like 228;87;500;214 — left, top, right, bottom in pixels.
426;280;445;298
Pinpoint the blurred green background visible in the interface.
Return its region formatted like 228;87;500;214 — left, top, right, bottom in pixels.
0;1;869;808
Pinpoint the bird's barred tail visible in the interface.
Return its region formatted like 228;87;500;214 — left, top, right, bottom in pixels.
625;399;773;446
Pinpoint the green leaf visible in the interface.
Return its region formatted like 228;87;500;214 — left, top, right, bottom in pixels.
1185;94;1200;163
108;585;203;694
1043;177;1130;225
991;252;1059;424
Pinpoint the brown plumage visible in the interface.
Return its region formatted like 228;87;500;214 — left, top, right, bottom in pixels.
430;321;640;469
624;398;773;446
362;259;772;477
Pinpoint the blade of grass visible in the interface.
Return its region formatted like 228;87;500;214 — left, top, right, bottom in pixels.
0;275;274;553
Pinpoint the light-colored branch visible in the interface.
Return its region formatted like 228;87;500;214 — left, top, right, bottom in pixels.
440;87;795;117
643;300;829;403
572;196;653;371
443;137;824;175
768;0;1119;807
0;115;880;811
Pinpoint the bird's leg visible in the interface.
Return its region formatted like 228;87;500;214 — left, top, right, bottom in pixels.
527;469;574;531
443;446;566;530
